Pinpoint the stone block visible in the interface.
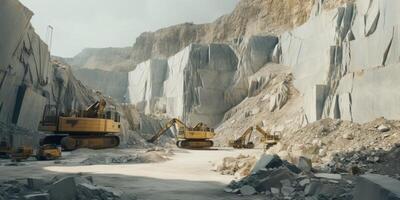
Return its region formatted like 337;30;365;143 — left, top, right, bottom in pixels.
27;178;47;190
251;154;282;174
354;174;400;200
13;86;46;130
23;193;50;200
297;156;312;172
48;177;77;200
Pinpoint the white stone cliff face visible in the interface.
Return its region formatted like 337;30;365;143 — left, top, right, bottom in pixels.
0;0;95;147
127;0;400;128
128;44;238;127
277;0;400;123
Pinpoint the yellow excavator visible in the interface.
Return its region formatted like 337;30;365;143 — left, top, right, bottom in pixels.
39;98;121;151
148;118;215;149
229;125;279;149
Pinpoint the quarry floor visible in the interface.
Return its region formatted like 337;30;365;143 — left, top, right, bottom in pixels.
0;148;265;200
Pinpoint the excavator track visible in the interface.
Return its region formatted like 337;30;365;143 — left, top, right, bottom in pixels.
176;140;214;149
61;135;120;151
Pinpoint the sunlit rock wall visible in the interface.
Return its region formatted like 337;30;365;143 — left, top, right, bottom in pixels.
0;0;94;147
127;59;167;114
73;68;128;102
164;44;238;126
278;0;400;123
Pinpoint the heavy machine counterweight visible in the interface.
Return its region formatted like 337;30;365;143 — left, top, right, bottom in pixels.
148;118;215;149
39;98;121;151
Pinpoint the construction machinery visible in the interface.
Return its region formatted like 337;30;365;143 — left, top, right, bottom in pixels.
229;125;279;149
36;144;61;160
39;98;121;151
10;146;33;162
147;118;215;149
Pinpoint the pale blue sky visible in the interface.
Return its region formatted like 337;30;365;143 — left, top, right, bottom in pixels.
20;0;239;57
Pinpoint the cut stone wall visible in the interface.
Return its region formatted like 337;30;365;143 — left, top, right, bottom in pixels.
73;68;128;102
277;0;400;123
127;59;167;114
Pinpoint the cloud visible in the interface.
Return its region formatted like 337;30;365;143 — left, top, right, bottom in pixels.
19;0;239;57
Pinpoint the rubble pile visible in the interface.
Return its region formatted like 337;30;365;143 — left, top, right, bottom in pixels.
269;118;400;166
324;144;400;179
213;154;257;177
225;154;355;199
0;175;134;200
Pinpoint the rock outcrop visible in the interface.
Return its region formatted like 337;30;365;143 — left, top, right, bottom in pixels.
277;0;400;123
73;68;128;102
128;44;238;126
65;47;133;71
0;0;95;147
64;0;322;71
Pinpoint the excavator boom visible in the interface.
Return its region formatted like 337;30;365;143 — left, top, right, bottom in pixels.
148;118;215;149
147;118;186;143
230;126;280;149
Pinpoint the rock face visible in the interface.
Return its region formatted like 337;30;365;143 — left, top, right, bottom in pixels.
277;0;400;123
127;59;167;114
128;44;237;126
73;68;128;102
65;47;133;71
64;0;319;72
0;0;95;147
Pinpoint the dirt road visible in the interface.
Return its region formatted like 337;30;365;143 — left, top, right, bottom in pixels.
0;148;264;200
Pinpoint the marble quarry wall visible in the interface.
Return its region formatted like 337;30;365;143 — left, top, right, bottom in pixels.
128;44;238;126
278;0;400;123
73;68;128;102
127;59;167;114
0;0;94;147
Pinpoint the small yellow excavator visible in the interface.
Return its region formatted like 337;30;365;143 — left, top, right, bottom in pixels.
39;98;121;151
148;118;215;149
229;125;279;149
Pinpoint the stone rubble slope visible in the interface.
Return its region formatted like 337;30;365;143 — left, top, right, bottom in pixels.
223;154;400;200
215;64;304;146
268;118;400;177
0;174;136;200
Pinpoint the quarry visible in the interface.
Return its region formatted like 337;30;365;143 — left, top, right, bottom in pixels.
0;0;400;199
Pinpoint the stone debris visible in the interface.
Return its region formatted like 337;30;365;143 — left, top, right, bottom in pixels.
23;193;50;200
377;125;390;132
0;175;134;200
297;156;312;172
213;154;257;177
239;185;256;196
225;154;355;199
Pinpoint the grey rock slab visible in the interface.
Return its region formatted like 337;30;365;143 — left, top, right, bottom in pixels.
251;154;283;174
299;179;311;187
48;177;77;200
304;182;320;196
297;156;312;172
353;174;400;200
314;173;342;180
27;178;47;190
23;193;50;200
281;185;295;196
271;187;280;195
239;185;257;196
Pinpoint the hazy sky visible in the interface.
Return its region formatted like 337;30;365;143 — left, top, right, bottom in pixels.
19;0;239;57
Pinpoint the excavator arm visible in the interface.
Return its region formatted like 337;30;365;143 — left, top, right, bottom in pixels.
255;125;278;140
147;118;187;143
